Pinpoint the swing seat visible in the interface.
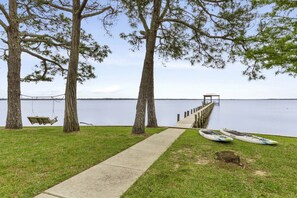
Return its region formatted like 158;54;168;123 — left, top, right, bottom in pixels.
27;116;58;125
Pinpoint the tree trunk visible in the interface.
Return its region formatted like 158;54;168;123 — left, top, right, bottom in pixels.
132;47;153;134
5;0;22;129
146;61;158;127
63;1;81;132
132;0;161;134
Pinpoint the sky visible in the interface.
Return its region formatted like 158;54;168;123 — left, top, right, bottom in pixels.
0;6;296;99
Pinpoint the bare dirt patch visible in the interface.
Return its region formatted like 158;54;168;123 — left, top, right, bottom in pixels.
254;170;268;177
215;151;241;164
173;164;180;171
195;159;210;165
176;148;194;157
177;148;192;153
246;158;256;164
171;148;194;162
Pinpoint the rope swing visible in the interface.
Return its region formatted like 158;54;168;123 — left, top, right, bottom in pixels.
21;94;64;125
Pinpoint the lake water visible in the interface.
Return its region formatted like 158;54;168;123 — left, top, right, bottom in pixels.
207;100;297;137
0;99;296;137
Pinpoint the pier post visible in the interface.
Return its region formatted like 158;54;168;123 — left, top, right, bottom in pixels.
198;112;202;127
194;114;198;128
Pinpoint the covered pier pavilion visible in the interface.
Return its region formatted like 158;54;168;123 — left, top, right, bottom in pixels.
203;93;220;105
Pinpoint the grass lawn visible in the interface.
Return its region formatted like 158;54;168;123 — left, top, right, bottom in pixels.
123;129;297;198
0;126;164;197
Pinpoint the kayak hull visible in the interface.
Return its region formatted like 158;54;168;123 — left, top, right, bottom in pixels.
199;129;233;142
220;129;278;145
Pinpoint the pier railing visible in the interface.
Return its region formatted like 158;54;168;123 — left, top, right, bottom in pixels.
176;102;215;128
193;102;214;128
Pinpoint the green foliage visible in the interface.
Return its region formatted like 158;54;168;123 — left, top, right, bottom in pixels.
0;126;164;197
242;0;297;79
123;129;297;197
121;0;255;69
0;0;112;84
21;24;111;83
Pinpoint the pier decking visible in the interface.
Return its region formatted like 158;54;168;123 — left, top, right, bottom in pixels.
176;102;214;128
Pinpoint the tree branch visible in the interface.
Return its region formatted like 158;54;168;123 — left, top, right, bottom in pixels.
19;3;46;23
161;18;233;41
45;2;72;13
136;1;149;31
0;19;7;31
159;0;170;20
58;0;71;7
22;38;70;49
20;32;70;44
21;48;66;72
40;60;48;80
81;6;113;19
77;0;89;15
0;4;10;23
1;38;8;44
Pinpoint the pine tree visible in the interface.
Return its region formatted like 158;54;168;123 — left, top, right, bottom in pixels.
121;0;255;134
43;0;115;132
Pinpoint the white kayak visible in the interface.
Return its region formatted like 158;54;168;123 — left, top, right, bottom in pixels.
199;129;233;142
220;128;278;145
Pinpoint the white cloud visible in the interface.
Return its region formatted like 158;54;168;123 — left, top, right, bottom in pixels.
92;85;121;94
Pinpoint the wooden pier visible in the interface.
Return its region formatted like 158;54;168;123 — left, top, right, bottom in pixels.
176;102;215;128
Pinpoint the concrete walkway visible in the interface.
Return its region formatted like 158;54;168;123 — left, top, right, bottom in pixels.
35;128;185;198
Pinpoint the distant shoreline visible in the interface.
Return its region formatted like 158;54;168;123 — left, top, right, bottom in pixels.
0;98;297;100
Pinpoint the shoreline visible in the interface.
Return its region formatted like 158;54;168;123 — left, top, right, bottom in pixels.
1;98;297;100
0;125;296;138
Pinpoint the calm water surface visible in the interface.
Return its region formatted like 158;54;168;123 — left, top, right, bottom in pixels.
0;99;200;127
208;100;297;137
0;99;296;137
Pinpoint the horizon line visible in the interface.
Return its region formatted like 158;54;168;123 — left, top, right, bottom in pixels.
0;98;297;100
